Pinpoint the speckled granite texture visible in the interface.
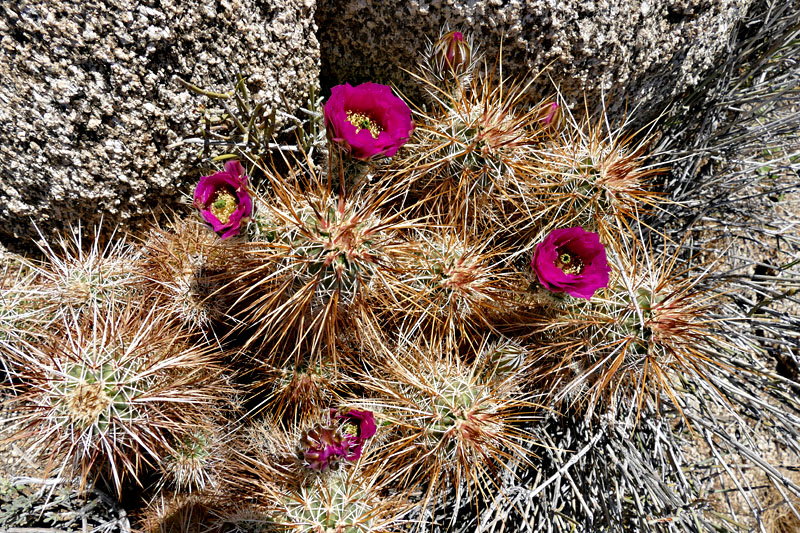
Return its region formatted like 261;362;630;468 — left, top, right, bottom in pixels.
0;0;319;248
317;0;750;121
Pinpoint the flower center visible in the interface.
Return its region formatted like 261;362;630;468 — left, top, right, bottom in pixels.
346;110;383;139
342;422;359;437
555;250;584;275
209;190;238;224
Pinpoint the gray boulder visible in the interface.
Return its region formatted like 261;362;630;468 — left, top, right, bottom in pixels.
0;0;319;249
317;0;749;121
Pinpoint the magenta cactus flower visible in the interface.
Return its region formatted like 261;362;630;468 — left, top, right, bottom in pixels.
333;408;377;460
300;425;347;471
531;227;611;300
324;82;414;160
299;409;378;470
193;160;253;239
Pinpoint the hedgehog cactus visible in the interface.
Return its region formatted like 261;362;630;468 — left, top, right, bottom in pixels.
399;229;513;345
526;239;726;415
401;71;542;229
479;337;529;379
227;172;420;359
264;361;336;424
160;425;230;493
24;225;141;320
522;117;666;240
137;217;231;333
1;305;231;494
269;470;406;533
288;197;384;306
357;340;534;511
0;262;41;358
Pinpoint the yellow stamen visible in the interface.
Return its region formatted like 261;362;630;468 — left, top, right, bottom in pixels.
556;251;584;275
346;110;383;139
210;191;238;224
342;422;358;436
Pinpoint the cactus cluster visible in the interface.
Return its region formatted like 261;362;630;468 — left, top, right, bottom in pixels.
2;22;800;533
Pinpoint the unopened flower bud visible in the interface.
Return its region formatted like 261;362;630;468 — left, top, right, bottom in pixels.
485;344;526;377
535;101;562;132
434;30;471;75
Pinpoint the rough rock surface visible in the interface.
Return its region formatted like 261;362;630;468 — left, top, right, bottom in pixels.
317;0;750;122
0;0;319;250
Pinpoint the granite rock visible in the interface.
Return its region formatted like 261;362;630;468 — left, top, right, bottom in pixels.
0;0;319;250
317;0;750;122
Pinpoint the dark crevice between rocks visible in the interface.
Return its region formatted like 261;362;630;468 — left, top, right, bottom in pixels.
257;2;278;22
146;44;179;75
79;58;114;89
9;25;29;45
74;121;99;144
2;6;37;44
666;2;708;24
666;7;687;24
